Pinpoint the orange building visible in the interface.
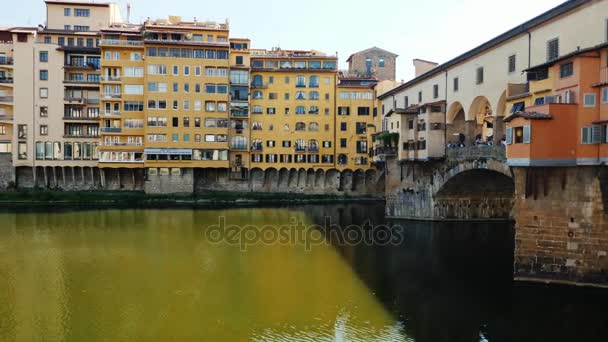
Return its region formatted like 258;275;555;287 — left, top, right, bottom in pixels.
505;45;608;166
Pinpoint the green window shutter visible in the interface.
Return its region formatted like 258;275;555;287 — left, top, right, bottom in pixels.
582;127;590;144
523;125;531;144
506;127;513;145
592;125;602;144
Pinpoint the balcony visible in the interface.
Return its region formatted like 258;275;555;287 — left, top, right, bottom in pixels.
230;144;248;150
308;147;319;153
250;83;268;89
0;57;13;66
100;39;144;47
102;111;121;117
63;115;100;121
64;134;100;139
0;77;13;84
251;145;263;152
64;62;99;70
64;79;100;85
373;147;398;158
0;114;13;122
87;98;100;105
295;147;306;153
102;93;122;99
101;76;121;82
101;142;143;147
64;97;87;104
102;127;122;133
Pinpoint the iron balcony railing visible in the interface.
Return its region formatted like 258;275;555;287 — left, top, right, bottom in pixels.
0;96;14;102
101;76;122;82
100;39;144;47
102;127;122;133
230;144;248;150
0;77;13;84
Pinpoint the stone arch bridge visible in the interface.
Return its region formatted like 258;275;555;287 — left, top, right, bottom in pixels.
385;146;514;220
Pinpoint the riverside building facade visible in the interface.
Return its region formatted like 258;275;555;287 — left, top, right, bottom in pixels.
0;0;389;193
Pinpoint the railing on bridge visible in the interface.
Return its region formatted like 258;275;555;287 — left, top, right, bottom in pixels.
446;145;506;161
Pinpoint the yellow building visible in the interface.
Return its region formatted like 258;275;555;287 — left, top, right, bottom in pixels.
228;38;251;179
248;49;338;170
335;76;378;170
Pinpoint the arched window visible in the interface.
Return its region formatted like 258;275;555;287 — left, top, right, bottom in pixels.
295;91;306;100
338;154;348;165
309;76;319;88
308;122;319;132
295;122;306;131
252;90;263;99
283;124;290;131
252;75;263;87
252;105;263;114
251;139;263;151
252;122;263;131
308;139;319;152
309;91;319;100
309;106;319;114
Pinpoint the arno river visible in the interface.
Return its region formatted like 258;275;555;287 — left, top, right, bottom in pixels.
0;204;607;341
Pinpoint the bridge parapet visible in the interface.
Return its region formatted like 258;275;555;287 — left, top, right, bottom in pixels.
447;145;506;161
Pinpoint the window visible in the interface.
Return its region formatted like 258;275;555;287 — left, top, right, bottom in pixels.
309;76;319;88
296;76;306;87
340;139;347;148
418;91;422;103
44;36;51;44
64;8;71;16
39;70;48;81
582;125;602;144
560;62;574;78
40;106;48;117
603;88;608;104
508;55;516;73
358;107;370;116
584;93;597;107
173;65;179;75
404;96;409;108
58;37;64;46
124;85;143;95
39;88;48;98
236;56;243;65
341;122;347;131
476;67;484;84
184;65;190;76
74;26;90;32
39;125;48;135
206;101;216;112
511;101;525;113
547;38;559;61
39;51;48;62
433;84;439;99
75;8;90;17
379;59;385;67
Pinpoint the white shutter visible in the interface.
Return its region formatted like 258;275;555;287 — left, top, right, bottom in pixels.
523;125;531;144
506;127;513;145
582;127;590;144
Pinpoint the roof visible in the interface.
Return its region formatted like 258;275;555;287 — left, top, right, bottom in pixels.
379;0;592;100
503;111;553;123
525;41;608;72
44;0;113;7
346;46;399;62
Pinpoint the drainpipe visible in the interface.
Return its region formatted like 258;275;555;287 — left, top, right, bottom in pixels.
526;30;532;69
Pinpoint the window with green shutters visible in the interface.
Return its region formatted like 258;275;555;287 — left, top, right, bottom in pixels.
506;127;513;145
523;125;531;144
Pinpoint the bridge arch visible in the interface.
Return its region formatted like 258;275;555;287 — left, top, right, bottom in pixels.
432;161;514;220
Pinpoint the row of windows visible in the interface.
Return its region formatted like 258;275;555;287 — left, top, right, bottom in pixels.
145;150;229;162
251;75;331;87
251;91;328;101
146;100;228;112
35;141;99;160
339;91;374;100
64;8;90;17
147;133;228;143
146;82;229;94
249;139;368;151
251;60;337;70
147;65;228;77
43;36;98;48
251;106;330;115
147;117;228;128
146;47;229;60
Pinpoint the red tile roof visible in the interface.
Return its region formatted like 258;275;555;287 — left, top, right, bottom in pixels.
503;111;552;122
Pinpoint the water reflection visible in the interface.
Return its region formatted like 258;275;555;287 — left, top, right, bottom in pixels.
1;205;607;341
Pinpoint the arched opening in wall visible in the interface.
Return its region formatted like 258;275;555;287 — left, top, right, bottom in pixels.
494;90;507;142
446;102;466;146
434;169;514;220
469;96;494;144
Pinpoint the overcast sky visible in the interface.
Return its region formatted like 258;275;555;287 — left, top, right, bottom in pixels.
2;0;565;80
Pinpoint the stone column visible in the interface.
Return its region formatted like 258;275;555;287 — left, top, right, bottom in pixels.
493;117;504;145
464;120;477;147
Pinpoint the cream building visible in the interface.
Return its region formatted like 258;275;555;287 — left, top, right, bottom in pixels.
379;0;608;160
